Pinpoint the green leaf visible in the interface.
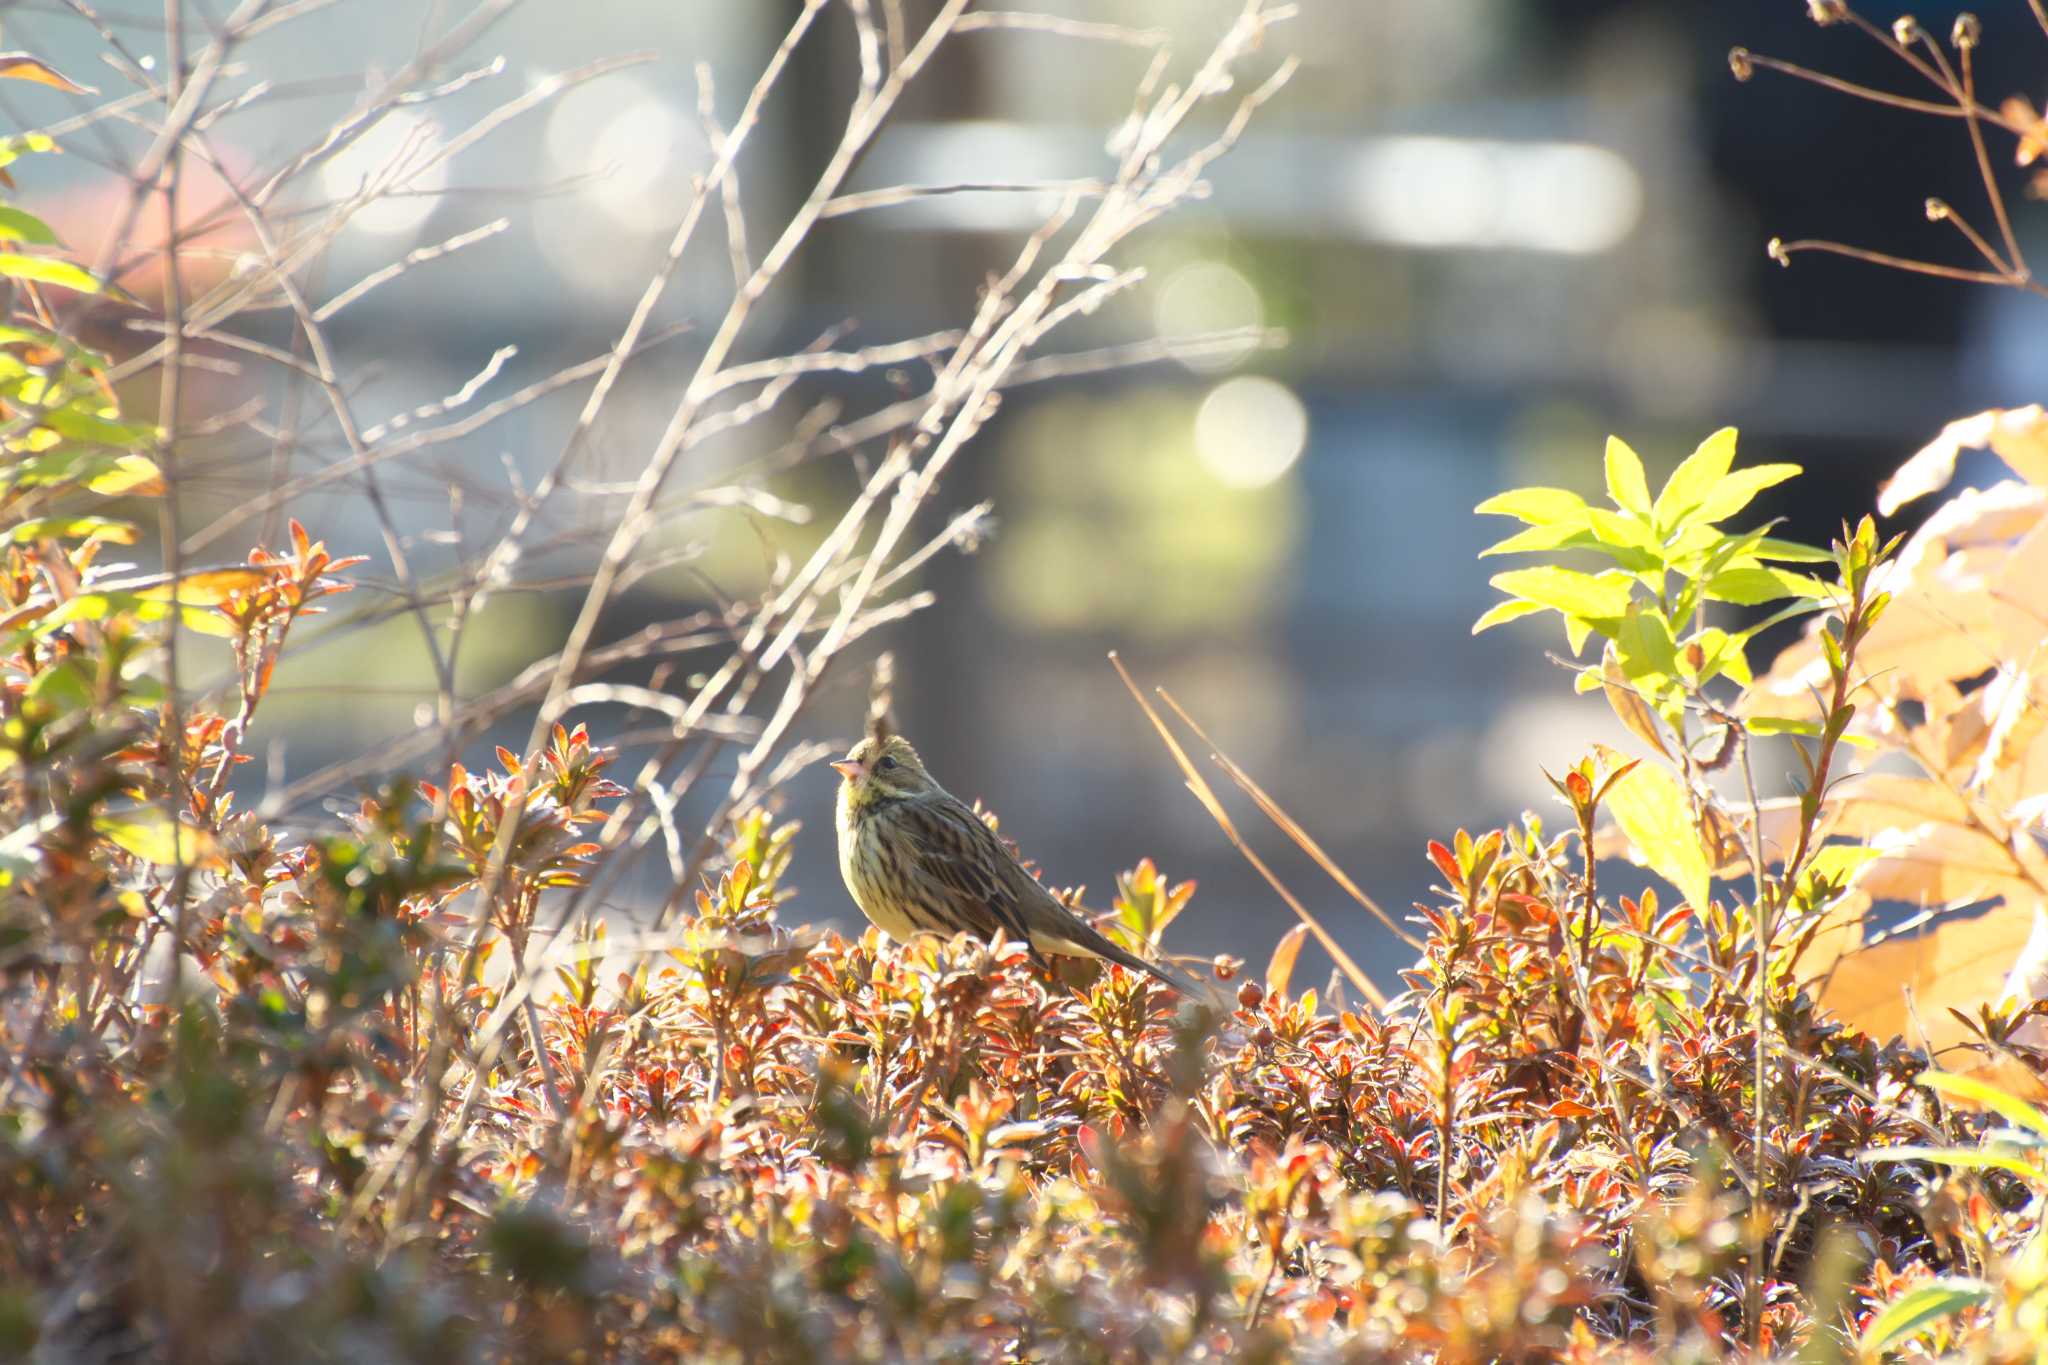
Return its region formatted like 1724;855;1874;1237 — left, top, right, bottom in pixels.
1920;1071;2048;1142
1592;744;1712;909
1487;566;1634;622
1617;602;1679;678
24;658;92;716
1474;486;1588;525
1480;521;1588;557
0;254;105;294
0;322;108;367
6;515;138;544
82;453;164;496
1744;716;1822;738
41;405;159;448
1652;427;1736;530
1563;613;1594;655
94;808;222;868
1857;1279;1991;1353
1703;566;1830;606
1683;627;1751;686
1604;436;1650;515
1751;535;1831;564
36;590;236;638
1583;508;1665;573
1693;463;1801;525
1471;598;1550;634
1862;1144;2040;1179
0;206;58;246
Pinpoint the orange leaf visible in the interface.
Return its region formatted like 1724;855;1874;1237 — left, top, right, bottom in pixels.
1265;922;1310;999
0;52;94;94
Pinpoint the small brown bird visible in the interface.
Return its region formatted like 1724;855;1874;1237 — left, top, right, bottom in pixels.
833;734;1195;994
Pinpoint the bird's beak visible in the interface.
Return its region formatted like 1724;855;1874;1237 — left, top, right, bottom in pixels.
831;759;865;782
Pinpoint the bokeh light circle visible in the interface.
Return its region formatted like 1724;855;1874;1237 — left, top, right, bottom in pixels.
1192;376;1309;489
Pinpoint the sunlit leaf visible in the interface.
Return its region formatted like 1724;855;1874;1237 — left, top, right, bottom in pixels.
37;590;237;638
1692;462;1800;526
1265;922;1309;999
1591;742;1712;909
1471;597;1551;634
1919;1070;2048;1142
1474;486;1588;525
134;566;273;607
1487;566;1633;623
94;807;223;869
81;452;163;496
42;406;159;448
1703;566;1829;606
6;515;138;544
1604;435;1650;515
1480;521;1587;557
1863;1143;2039;1178
0;253;105;294
1857;1279;1991;1353
24;658;92;715
1583;508;1664;573
1884;406;2048;514
0;52;94;93
0;132;56;171
0;206;58;245
1651;426;1736;530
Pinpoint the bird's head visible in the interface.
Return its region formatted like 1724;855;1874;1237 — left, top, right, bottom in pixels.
832;733;936;808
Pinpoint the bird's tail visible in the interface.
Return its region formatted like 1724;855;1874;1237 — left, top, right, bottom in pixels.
1069;921;1208;999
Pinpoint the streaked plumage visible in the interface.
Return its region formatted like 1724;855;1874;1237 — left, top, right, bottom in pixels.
832;734;1194;994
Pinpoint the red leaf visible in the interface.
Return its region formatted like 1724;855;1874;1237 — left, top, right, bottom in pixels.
1426;840;1460;885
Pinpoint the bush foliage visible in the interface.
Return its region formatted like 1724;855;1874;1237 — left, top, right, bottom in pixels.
6;398;2048;1359
6;1;2048;1361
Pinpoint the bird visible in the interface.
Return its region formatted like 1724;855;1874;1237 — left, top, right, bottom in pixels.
832;733;1197;995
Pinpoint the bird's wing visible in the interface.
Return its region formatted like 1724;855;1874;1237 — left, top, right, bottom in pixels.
895;796;1041;948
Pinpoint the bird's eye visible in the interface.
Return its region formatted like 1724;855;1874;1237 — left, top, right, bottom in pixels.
878;755;898;771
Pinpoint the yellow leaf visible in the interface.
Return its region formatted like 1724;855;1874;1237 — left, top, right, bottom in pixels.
94;808;222;869
1590;743;1712;909
134;566;273;607
83;453;164;496
1604;435;1650;515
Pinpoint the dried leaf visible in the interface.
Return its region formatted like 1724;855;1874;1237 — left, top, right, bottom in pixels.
1601;646;1671;758
1883;407;2048;515
1822;900;2039;1053
0;53;93;93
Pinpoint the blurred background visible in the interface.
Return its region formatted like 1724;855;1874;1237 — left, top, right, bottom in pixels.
4;0;2040;990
